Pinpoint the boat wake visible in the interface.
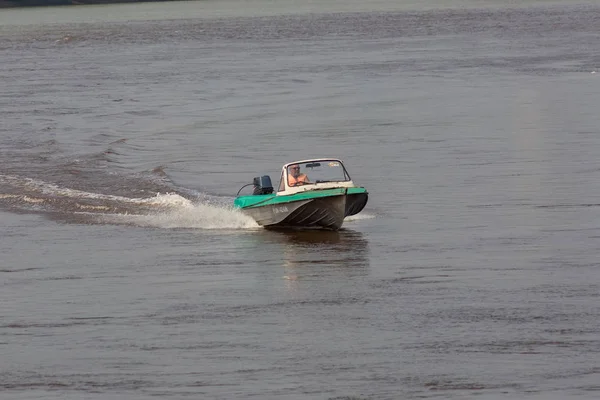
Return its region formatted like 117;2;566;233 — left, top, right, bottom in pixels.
0;174;258;230
97;199;259;230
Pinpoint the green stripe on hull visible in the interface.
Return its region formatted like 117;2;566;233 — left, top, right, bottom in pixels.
234;187;367;209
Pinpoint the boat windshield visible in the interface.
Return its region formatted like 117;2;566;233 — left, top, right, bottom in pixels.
285;160;350;188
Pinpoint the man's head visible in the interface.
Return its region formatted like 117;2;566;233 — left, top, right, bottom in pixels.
289;164;300;177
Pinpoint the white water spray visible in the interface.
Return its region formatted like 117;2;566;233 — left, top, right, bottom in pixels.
99;193;259;230
344;212;376;222
0;174;259;230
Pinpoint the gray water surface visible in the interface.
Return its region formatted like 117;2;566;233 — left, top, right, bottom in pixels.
1;1;600;399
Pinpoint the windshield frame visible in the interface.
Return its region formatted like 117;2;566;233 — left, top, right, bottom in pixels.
278;158;352;192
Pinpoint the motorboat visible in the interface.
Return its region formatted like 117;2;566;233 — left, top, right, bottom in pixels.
234;158;368;230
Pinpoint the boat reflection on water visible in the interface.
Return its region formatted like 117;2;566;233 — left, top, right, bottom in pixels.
261;229;370;288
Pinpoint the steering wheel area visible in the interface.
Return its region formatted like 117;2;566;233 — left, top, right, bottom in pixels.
291;181;309;187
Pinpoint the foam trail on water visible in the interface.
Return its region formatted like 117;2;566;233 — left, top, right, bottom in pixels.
0;174;259;230
96;195;259;230
0;174;141;203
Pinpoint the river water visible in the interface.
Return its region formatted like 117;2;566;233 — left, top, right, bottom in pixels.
1;1;600;399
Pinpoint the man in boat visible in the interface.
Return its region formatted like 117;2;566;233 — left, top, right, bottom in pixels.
288;164;310;186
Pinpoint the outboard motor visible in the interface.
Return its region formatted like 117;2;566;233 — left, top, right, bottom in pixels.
253;175;274;195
